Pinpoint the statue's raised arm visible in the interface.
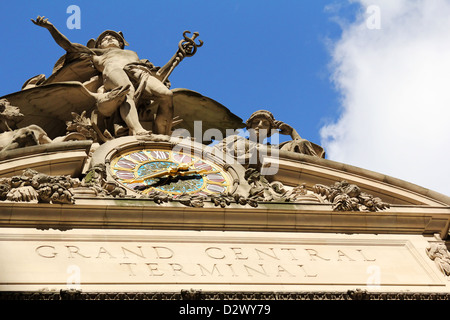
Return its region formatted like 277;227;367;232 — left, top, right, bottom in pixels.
31;16;93;55
245;110;325;158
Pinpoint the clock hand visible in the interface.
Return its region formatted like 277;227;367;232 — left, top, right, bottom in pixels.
145;169;208;185
123;167;178;184
124;165;209;184
150;171;208;188
175;168;208;176
133;168;211;191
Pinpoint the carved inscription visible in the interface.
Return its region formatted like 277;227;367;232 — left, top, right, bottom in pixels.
34;244;377;281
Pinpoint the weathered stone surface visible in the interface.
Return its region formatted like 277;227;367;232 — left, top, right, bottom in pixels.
0;229;446;293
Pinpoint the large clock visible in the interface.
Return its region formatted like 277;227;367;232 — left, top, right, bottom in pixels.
109;147;232;196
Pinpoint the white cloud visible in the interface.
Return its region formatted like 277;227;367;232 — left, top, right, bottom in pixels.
321;0;450;197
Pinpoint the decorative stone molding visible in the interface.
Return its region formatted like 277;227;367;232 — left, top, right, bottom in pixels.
285;183;325;204
77;163;127;198
140;190;259;208
2;290;450;300
0;168;80;204
181;289;203;300
177;193;205;208
244;168;287;202
243;168;323;205
143;189;173;204
211;192;259;208
313;180;390;212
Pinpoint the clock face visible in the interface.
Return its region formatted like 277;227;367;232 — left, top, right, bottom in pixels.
110;148;231;196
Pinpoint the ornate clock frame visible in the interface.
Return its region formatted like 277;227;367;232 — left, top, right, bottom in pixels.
89;135;249;199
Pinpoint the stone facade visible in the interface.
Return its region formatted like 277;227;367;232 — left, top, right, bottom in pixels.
0;16;449;301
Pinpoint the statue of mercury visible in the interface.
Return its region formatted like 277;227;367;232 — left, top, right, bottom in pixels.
32;16;174;136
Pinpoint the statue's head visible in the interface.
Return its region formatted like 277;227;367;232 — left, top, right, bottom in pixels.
0;99;24;132
245;110;276;138
0;99;11;113
88;30;129;49
0;99;23;119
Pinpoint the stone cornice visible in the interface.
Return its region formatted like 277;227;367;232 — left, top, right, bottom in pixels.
1;199;449;238
269;152;450;206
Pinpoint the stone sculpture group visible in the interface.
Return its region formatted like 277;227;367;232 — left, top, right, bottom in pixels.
0;16;389;213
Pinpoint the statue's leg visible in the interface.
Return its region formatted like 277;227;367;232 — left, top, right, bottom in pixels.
103;69;147;135
144;76;174;135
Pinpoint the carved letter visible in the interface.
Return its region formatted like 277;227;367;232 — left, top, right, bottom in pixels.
66;245;91;258
357;249;376;261
146;263;165;276
96;247;116;259
243;264;269;277
280;248;299;261
297;264;318;277
120;263;137;276
276;265;295;277
36;245;57;258
255;248;279;260
169;263;196;276
122;246;146;259
197;264;223;277
153;246;174;259
231;247;248;260
304;248;330;261
205;247;225;259
337;250;355;261
226;264;238;277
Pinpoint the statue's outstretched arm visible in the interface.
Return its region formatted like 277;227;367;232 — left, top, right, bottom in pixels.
31;16;93;54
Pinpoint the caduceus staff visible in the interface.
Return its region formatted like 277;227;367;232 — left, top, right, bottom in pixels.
156;31;204;84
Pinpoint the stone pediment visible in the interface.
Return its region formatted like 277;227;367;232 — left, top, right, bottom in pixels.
0;136;448;239
267;150;450;207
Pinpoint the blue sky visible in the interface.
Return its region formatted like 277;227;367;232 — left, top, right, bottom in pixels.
0;0;355;144
1;0;449;196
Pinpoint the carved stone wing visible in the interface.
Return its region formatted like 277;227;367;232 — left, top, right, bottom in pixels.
1;82;97;139
45;53;99;85
140;89;245;143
